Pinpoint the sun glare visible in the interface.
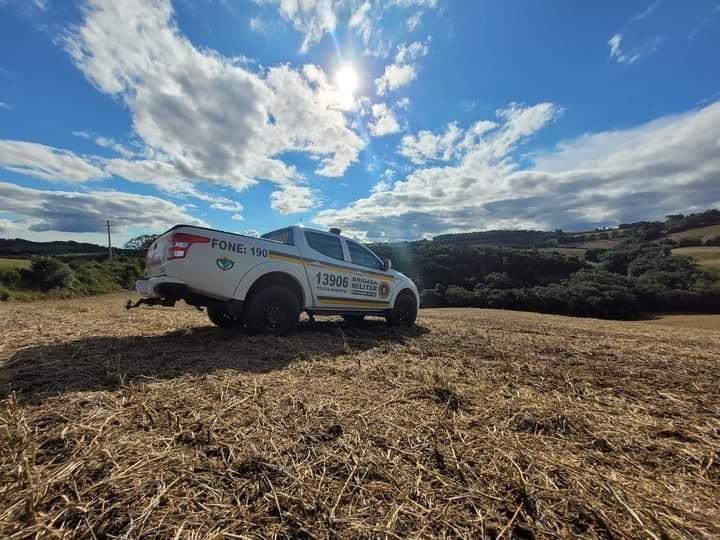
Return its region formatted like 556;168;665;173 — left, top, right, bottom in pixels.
335;64;359;97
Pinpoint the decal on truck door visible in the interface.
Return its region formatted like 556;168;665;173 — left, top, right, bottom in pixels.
216;257;234;271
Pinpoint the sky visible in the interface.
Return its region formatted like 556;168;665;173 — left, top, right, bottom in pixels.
0;0;719;246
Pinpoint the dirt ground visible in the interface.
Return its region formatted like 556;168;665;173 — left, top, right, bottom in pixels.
1;294;719;538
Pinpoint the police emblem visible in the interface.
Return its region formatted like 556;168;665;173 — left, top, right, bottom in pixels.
216;257;234;271
378;281;390;299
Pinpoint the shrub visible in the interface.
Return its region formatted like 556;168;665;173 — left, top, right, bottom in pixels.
0;267;21;288
584;248;607;263
677;237;703;247
22;257;72;290
420;288;445;308
704;235;720;247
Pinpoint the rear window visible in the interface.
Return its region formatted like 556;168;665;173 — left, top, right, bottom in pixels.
304;231;344;260
261;228;294;245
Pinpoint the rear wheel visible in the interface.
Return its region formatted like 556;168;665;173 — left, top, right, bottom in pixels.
207;304;243;329
386;292;417;327
245;285;300;336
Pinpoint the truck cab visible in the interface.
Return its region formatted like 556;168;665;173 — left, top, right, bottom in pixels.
134;225;419;335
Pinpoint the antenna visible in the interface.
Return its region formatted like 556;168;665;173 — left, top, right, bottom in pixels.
106;220;113;260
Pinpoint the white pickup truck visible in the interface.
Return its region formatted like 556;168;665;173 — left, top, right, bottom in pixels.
133;225;419;335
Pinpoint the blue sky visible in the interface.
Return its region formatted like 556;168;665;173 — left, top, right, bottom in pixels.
0;0;719;245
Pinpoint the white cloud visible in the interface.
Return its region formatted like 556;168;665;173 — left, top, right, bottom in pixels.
258;0;440;55
349;1;371;31
376;64;417;96
0;218;20;234
394;40;429;64
399;122;463;164
406;11;422;31
0;181;204;233
387;0;438;7
399;119;498;164
368;103;402;137
210;200;243;212
270;184;317;214
231;213;244;221
258;0;342;53
396;97;410;109
315;101;720;241
72;130;137;158
608;33;660;65
63;0;365;195
0;140;106;182
0;138;245;215
630;0;659;22
0;101;10;109
375;40;429;95
249;16;268;34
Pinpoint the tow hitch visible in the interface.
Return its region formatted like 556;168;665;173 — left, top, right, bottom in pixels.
125;297;177;310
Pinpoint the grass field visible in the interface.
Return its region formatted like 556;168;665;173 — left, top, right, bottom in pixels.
673;246;720;269
667;224;720;243
0;257;30;269
1;294;719;538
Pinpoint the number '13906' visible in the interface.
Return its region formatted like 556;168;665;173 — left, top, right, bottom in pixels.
316;272;349;288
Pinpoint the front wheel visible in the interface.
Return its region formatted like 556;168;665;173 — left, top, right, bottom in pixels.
207;304;243;329
386;293;417;327
245;285;300;336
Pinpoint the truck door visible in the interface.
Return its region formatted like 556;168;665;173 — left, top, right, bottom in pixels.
344;240;395;309
302;230;355;308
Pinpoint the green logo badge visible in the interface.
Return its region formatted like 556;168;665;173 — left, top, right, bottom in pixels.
216;257;234;271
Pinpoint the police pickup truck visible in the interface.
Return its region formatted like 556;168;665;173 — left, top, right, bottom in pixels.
133;225;419;335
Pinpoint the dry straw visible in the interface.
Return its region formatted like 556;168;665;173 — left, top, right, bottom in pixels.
1;294;719;538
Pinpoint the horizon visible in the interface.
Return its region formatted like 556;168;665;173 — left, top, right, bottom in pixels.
1;0;719;246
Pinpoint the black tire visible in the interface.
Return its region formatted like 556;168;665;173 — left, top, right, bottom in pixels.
207;304;243;329
386;292;417;327
245;285;300;336
342;314;365;324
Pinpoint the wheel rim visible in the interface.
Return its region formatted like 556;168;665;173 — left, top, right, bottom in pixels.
397;303;411;323
264;301;286;327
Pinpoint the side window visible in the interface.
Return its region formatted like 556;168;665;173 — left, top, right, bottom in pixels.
261;228;294;245
347;241;382;269
305;231;344;260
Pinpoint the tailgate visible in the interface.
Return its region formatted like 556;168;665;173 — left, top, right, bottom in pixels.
144;233;172;277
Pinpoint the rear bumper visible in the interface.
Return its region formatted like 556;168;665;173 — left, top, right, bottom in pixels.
136;277;187;298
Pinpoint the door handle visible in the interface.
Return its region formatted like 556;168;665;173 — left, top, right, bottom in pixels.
309;261;322;267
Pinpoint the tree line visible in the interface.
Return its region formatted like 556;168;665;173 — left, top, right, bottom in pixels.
372;240;720;319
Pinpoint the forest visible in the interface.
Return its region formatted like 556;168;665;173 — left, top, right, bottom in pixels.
372;210;720;319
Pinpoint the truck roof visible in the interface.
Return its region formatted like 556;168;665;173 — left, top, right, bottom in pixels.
164;223;351;241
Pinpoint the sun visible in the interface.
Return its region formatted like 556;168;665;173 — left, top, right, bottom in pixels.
334;64;359;97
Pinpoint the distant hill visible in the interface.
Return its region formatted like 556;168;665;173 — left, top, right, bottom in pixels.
431;209;720;248
0;238;115;258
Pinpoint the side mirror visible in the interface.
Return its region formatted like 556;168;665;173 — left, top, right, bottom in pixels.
383;258;392;271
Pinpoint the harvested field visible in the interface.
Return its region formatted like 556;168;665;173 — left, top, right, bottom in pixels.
644;314;720;332
673;246;720;270
667;224;720;243
0;258;30;269
1;294;719;538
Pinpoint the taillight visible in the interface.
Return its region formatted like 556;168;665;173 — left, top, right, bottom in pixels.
167;232;210;260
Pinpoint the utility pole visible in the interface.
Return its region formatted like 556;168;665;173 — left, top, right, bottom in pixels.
106;220;113;260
